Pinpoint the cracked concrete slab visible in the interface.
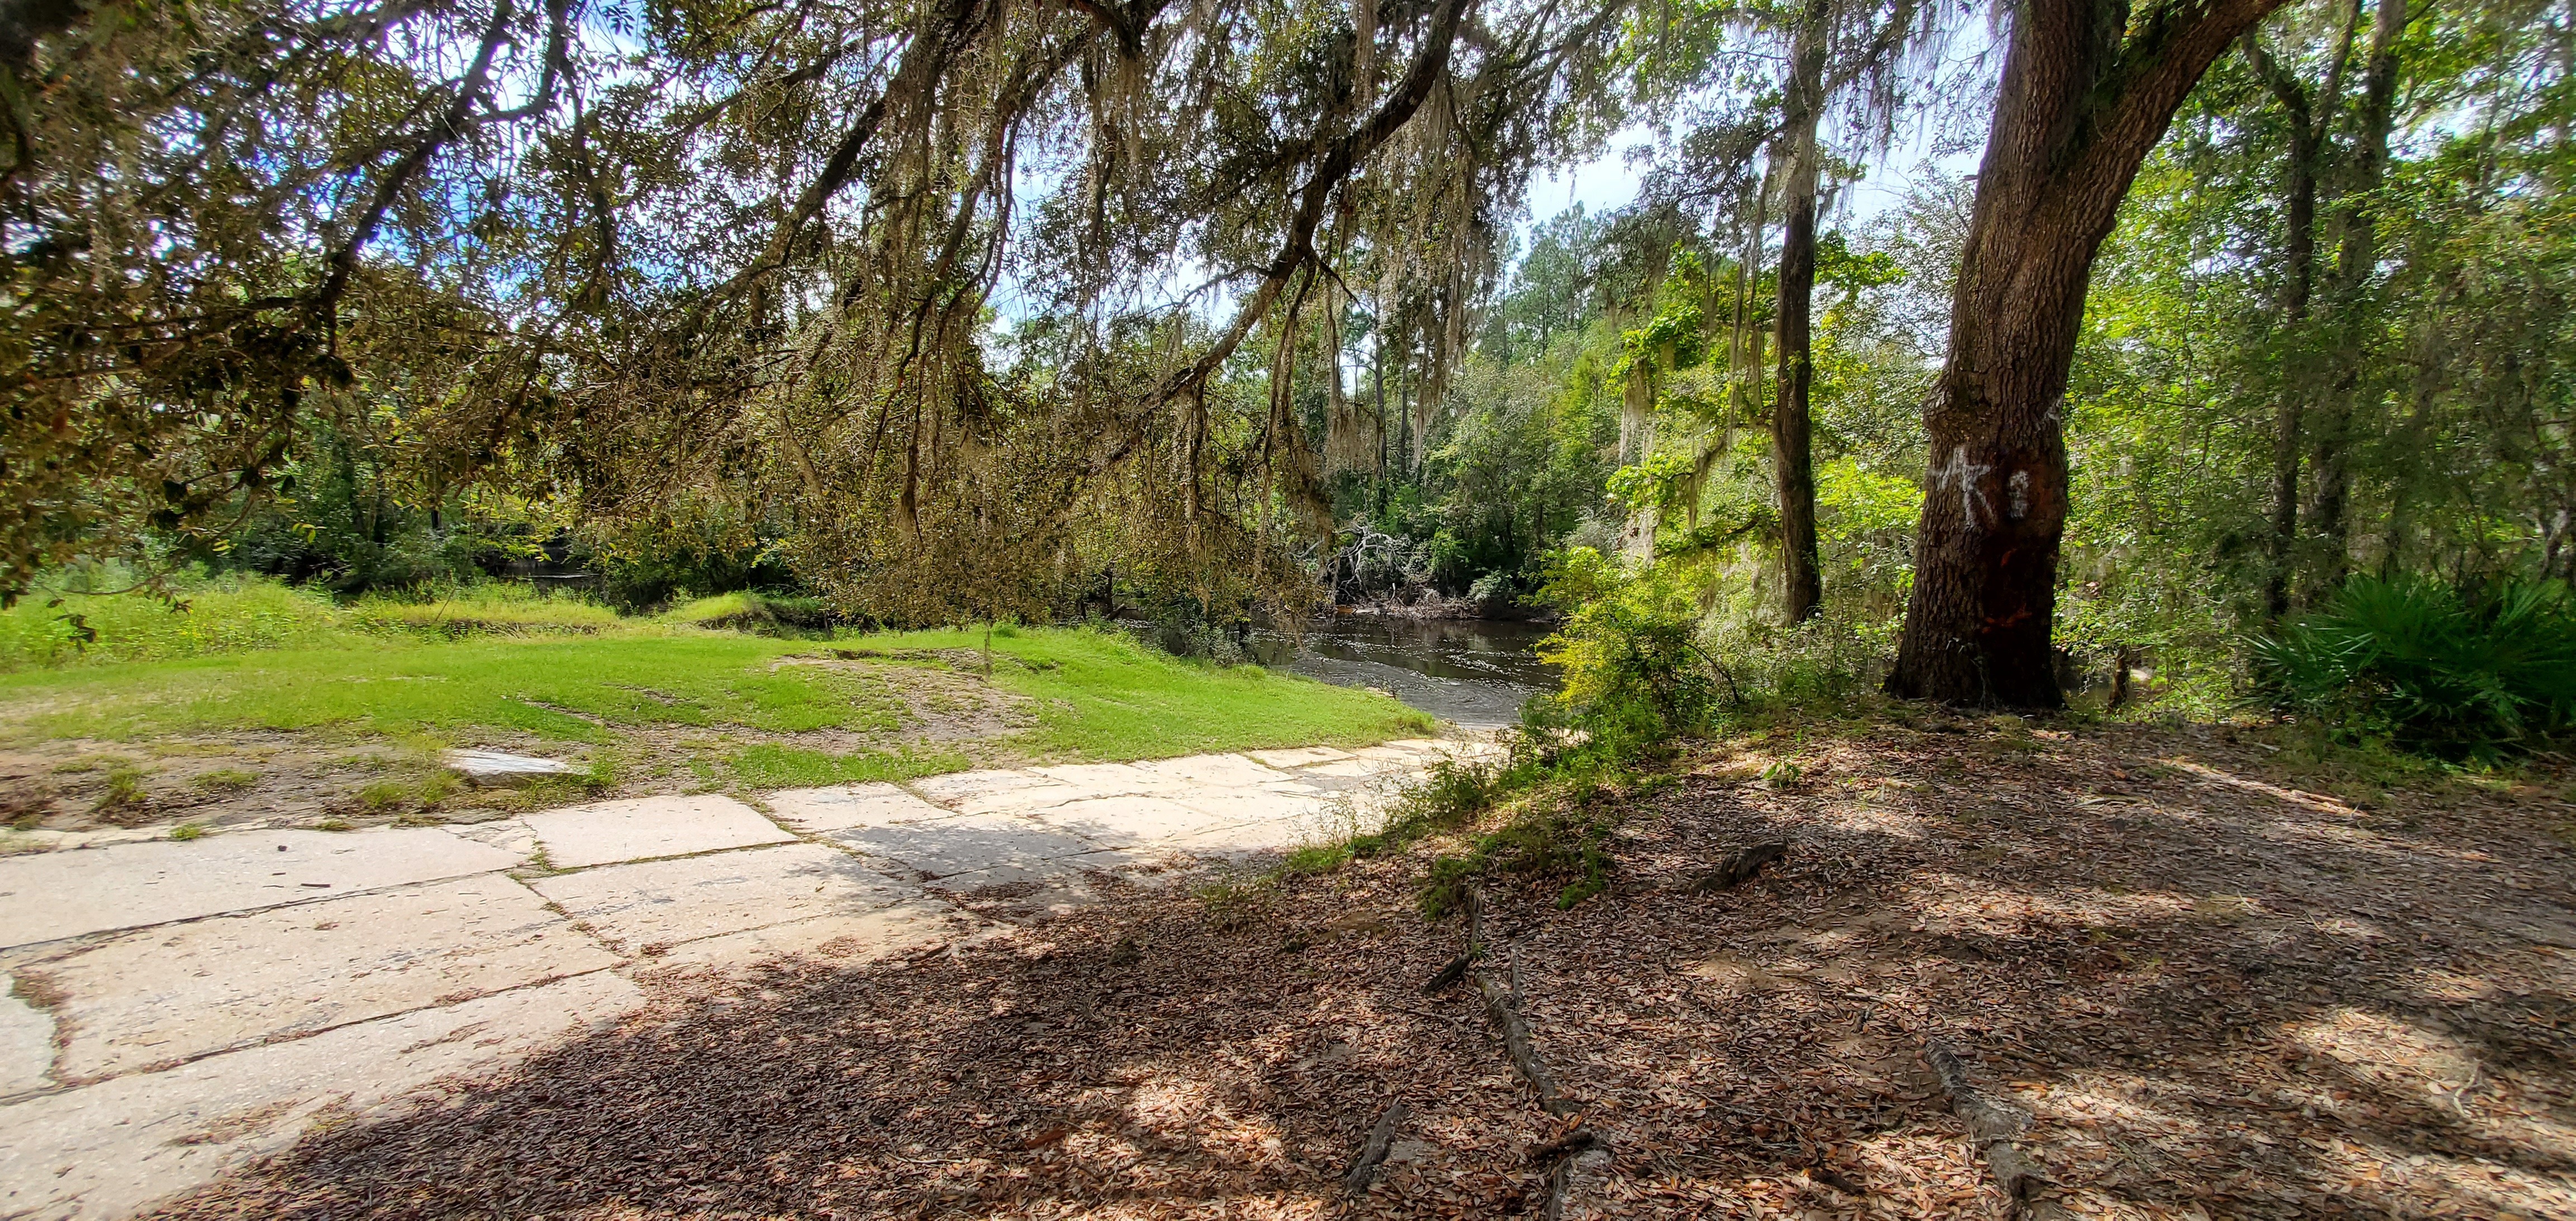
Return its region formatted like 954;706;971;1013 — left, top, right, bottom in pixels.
0;829;522;950
641;898;968;975
1244;745;1355;768
0;975;52;1096
22;875;616;1082
1027;796;1241;845
531;842;917;953
1351;742;1439;764
446;816;539;858
829;812;1100;878
1171;817;1314;856
764;782;955;832
1167;787;1332;826
0;969;642;1221
523;794;793;868
911;769;1082;816
1027;761;1166;795
0;740;1458;1217
1131;753;1290;788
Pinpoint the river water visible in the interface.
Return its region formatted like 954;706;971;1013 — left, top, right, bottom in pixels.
1242;616;1561;729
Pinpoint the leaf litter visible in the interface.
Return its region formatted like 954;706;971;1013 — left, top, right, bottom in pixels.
150;718;2576;1219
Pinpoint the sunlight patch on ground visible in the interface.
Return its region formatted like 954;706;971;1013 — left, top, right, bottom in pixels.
2288;1006;2481;1104
1897;873;2200;937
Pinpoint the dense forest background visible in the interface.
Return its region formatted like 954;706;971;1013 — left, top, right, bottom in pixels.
8;0;2576;740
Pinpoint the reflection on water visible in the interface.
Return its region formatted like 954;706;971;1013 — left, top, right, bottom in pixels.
1247;616;1561;729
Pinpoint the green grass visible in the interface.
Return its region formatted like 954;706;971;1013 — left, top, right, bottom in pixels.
727;744;972;789
1;574;347;669
350;585;624;635
0;574;625;671
0;578;1433;782
860;626;1434;762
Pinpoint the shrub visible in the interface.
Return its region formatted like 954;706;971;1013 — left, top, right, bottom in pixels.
1533;548;1725;751
662;591;842;636
2253;575;2576;760
0;570;347;670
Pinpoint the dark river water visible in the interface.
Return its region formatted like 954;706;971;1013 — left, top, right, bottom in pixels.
1243;616;1561;729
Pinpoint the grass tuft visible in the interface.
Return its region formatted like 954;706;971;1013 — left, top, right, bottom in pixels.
193;768;259;792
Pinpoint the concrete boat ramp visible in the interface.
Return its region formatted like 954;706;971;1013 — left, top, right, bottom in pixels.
0;739;1490;1219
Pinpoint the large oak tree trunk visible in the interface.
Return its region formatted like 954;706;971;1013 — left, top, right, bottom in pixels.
1772;0;1831;624
1885;0;2288;706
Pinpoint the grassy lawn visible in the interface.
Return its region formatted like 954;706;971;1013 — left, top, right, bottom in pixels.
0;581;1432;831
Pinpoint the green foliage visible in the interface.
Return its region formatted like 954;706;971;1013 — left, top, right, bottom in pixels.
94;765;147;811
727;745;967;789
2255;577;2576;759
662;592;842;636
1534;548;1726;749
1357;758;1504;856
351;585;624;636
1614;300;1709;378
193;768;258;792
0;571;347;671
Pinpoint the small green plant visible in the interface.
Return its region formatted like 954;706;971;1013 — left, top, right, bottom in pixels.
1358;758;1500;854
1759;759;1803;788
1196;874;1276;933
1281;843;1351;875
416;770;462;805
2254;575;2576;760
168;822;204;841
193;768;258;792
94;765;147;811
1419;804;1617;917
357;780;411;810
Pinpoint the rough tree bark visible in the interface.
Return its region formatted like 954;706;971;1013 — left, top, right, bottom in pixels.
1772;0;1831;624
1884;0;2293;706
2240;0;2359;621
2302;0;2406;596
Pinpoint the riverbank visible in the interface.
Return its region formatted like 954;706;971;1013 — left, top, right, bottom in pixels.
0;585;1434;845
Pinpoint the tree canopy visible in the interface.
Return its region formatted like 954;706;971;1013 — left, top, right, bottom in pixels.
13;0;2576;716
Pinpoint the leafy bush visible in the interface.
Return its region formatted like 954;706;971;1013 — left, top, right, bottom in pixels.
0;570;348;670
2253;576;2576;759
1532;547;1725;751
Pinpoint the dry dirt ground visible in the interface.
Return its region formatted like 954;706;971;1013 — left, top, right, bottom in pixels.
145;717;2576;1220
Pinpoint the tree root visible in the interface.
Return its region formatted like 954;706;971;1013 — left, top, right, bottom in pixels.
1342;1099;1408;1197
1458;883;1613;1217
1926;1037;2066;1219
1689;841;1787;893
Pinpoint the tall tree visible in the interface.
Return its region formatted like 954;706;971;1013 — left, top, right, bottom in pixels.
1771;0;1833;623
1884;0;2291;706
2300;0;2408;593
2240;0;2364;621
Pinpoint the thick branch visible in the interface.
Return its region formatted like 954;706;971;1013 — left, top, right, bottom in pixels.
315;0;518;314
1153;0;1474;404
